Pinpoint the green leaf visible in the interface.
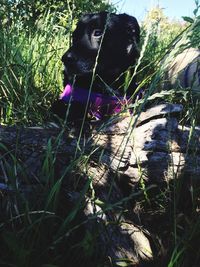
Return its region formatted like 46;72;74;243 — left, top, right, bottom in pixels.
193;8;199;16
182;16;194;23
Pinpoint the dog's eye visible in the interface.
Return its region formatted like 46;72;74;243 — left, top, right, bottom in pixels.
92;29;103;38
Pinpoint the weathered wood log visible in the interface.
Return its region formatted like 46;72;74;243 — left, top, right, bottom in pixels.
1;103;198;185
0;103;199;266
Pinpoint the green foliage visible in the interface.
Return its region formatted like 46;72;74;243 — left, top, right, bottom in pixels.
0;0;115;29
0;12;66;124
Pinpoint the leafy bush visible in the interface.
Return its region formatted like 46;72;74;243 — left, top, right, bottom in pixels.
0;0;115;29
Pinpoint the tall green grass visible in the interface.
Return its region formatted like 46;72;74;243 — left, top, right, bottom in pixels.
0;12;68;125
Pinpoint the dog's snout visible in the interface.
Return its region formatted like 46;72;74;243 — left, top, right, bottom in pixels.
62;51;75;64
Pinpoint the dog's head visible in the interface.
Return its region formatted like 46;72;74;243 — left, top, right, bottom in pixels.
52;12;140;121
62;12;140;89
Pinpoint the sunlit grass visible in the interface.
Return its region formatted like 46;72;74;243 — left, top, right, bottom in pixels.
0;12;68;125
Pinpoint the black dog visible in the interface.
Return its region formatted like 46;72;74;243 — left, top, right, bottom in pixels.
52;11;140;121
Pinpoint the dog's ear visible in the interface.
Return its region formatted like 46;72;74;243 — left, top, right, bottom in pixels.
119;13;140;44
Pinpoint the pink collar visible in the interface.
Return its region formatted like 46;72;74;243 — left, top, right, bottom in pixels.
60;84;130;120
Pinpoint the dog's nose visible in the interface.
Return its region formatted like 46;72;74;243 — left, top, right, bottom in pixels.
62;51;75;64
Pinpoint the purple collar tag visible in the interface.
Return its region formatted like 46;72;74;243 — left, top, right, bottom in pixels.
60;84;130;120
